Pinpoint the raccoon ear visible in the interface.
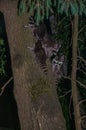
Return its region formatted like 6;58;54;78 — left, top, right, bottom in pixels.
29;16;34;21
24;16;34;28
28;16;38;27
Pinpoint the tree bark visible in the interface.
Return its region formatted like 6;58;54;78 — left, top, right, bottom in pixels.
71;15;82;130
0;1;66;130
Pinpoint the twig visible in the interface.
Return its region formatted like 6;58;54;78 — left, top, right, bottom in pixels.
59;89;71;98
77;56;86;64
78;99;86;106
81;115;86;129
70;15;73;47
0;77;13;96
58;17;66;26
78;25;86;34
81;115;86;120
63;75;86;89
77;68;86;75
69;93;72;119
76;80;86;89
62;75;71;80
78;38;84;42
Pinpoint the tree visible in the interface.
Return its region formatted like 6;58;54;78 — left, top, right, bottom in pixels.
17;0;86;130
71;15;81;130
0;1;66;130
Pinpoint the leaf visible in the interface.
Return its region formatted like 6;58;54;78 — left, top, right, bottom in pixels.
26;0;32;5
46;0;52;7
74;2;79;13
41;6;45;20
65;2;70;16
59;2;66;14
44;0;53;18
18;0;26;15
84;9;86;16
58;0;64;4
35;1;42;25
0;39;4;45
53;0;56;7
46;7;49;19
29;1;36;13
79;1;85;15
70;2;78;15
58;0;64;11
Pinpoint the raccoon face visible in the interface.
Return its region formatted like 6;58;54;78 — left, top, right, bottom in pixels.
24;16;37;36
28;16;37;28
25;16;46;39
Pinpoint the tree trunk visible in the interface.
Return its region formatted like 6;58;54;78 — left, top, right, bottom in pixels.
71;15;82;130
0;1;66;130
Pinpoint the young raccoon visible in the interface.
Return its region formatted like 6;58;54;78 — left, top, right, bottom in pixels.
26;15;67;83
42;34;61;59
51;55;66;86
27;39;48;75
24;16;47;40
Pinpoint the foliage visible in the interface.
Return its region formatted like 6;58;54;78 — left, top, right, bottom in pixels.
55;16;71;57
18;0;86;24
0;38;6;75
55;13;86;130
78;16;86;58
77;15;86;99
57;79;71;130
18;0;26;15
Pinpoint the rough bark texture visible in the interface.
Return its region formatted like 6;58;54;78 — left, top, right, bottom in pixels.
71;15;82;130
0;1;66;130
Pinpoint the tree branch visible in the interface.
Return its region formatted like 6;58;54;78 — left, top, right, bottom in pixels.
81;115;86;120
77;56;86;64
59;89;71;98
78;99;86;106
69;94;72;119
0;77;13;96
62;75;86;89
76;80;86;89
77;68;86;75
78;25;86;34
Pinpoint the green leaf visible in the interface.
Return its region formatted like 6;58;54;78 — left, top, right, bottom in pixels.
29;1;35;13
58;0;64;12
59;2;66;14
0;39;4;45
74;2;79;13
18;0;26;15
46;8;49;19
53;0;56;7
70;2;78;15
45;0;52;8
65;2;70;16
44;0;53;18
58;0;64;4
34;1;42;25
84;9;86;16
26;0;32;5
79;1;85;15
41;6;45;20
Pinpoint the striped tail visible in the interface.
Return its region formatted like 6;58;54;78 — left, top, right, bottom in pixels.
39;62;48;75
